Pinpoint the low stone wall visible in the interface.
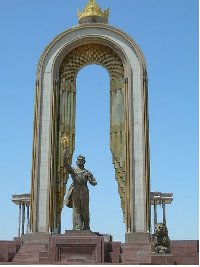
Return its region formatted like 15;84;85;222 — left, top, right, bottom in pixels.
0;241;20;262
170;240;199;265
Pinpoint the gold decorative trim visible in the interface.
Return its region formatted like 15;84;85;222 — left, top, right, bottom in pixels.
30;81;40;232
60;44;124;82
57;43;129;229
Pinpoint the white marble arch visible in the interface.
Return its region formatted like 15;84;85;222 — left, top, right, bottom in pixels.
30;23;150;239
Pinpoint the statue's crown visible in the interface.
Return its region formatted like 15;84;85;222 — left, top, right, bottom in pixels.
77;0;109;24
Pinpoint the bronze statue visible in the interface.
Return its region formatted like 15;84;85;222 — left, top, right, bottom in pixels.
63;146;97;230
152;223;170;254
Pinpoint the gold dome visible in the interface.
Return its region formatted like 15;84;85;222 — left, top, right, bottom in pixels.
77;0;109;24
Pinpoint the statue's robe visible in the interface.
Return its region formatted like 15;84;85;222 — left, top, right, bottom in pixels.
66;167;97;230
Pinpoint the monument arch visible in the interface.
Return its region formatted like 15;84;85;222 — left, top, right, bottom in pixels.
30;3;150;242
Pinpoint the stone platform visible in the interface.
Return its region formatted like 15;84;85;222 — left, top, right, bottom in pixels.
0;234;199;264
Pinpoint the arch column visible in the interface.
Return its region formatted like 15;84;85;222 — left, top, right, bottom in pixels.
18;202;21;237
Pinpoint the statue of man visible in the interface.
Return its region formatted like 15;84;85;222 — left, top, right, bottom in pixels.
63;147;97;230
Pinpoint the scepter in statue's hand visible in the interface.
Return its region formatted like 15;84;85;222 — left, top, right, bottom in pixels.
61;135;73;173
61;136;69;159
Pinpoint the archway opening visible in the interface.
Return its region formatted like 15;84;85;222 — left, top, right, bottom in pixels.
61;64;125;242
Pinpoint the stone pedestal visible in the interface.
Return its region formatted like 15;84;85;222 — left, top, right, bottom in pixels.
47;231;104;264
20;232;50;244
125;232;151;243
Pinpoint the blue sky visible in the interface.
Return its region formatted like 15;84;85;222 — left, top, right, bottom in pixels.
0;0;198;242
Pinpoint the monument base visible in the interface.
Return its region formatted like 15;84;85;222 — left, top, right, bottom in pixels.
125;232;151;243
42;231;104;264
0;234;198;264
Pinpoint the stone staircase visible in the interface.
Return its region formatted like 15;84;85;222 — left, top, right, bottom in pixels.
120;242;151;264
104;242;122;263
12;243;47;264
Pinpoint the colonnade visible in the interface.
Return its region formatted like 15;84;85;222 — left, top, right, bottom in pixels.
12;194;30;237
12;192;173;237
151;192;173;230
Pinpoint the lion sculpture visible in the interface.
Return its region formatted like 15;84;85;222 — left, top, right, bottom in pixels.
152;223;170;254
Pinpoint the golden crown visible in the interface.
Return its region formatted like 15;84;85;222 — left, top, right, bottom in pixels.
77;0;109;23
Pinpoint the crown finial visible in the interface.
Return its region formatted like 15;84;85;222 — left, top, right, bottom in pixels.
77;0;109;24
